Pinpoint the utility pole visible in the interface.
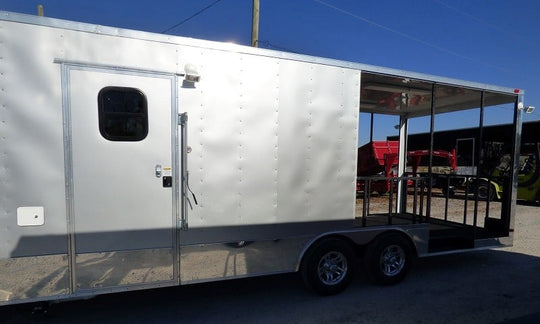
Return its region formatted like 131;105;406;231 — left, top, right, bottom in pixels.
37;4;44;16
251;0;259;47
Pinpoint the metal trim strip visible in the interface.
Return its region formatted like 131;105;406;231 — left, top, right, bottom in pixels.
172;75;180;284
59;63;76;295
53;59;183;77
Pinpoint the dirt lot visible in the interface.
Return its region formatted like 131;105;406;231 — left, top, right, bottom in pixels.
1;201;539;323
505;202;539;257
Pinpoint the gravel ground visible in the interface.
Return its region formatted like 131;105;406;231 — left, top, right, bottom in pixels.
506;203;540;257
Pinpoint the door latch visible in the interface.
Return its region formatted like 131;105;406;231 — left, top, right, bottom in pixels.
155;164;162;178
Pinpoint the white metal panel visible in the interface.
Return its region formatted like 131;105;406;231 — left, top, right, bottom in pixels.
184;49;243;227
58;26;181;75
0;20;67;257
230;55;280;224
276;61;360;223
181;50;280;227
179;46;359;228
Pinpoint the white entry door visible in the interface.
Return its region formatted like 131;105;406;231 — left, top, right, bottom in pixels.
67;67;178;290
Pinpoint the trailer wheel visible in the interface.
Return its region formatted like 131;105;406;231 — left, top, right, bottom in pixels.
301;238;355;296
364;233;414;285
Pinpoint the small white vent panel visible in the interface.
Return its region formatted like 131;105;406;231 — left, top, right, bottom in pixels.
17;206;45;226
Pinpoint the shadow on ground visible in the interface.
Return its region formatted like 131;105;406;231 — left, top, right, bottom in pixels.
1;249;539;324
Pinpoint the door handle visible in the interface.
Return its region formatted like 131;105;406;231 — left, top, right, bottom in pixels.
155;164;162;178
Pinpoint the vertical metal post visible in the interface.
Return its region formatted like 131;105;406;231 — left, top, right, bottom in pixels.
419;179;425;221
412;179;418;223
485;174;491;218
388;179;394;225
179;113;189;230
426;84;436;220
369;113;374;143
172;76;180;284
505;95;523;236
444;175;449;221
251;0;260;47
59;63;77;295
397;116;408;213
473;91;485;235
463;180;469;224
362;179;368;227
367;179;372;219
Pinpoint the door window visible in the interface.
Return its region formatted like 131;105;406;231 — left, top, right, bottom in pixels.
98;86;148;141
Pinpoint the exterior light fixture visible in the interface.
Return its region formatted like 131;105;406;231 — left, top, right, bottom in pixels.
184;63;200;83
518;103;535;114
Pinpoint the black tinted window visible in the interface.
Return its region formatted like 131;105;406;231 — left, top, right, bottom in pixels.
98;87;148;141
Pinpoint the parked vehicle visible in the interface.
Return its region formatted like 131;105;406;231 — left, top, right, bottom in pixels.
356;141;399;195
476;142;540;202
0;10;526;306
356;141;456;195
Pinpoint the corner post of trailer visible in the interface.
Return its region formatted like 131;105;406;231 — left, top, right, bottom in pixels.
506;94;524;233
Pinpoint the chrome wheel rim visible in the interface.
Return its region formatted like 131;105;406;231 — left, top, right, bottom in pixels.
380;244;405;276
317;251;348;286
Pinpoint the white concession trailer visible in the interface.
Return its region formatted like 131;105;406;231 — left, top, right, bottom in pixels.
0;11;526;306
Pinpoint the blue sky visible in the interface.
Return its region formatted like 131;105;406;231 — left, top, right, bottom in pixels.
1;0;539;141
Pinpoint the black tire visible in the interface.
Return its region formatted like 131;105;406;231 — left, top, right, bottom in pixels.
364;233;414;286
301;238;355;296
476;181;496;201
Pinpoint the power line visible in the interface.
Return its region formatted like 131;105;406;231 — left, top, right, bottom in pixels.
314;0;470;59
433;0;540;48
162;0;223;34
313;0;539;81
